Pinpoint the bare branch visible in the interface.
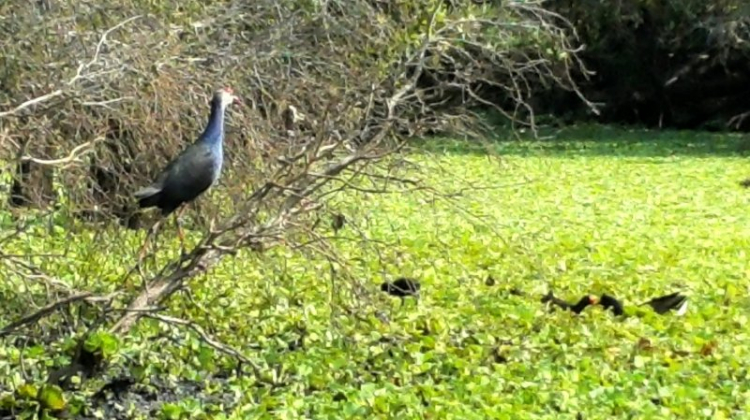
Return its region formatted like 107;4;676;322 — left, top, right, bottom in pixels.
0;292;117;338
0;15;142;119
729;110;750;129
19;136;105;168
0;90;66;119
143;313;263;373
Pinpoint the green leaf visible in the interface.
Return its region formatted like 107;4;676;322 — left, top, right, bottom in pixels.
197;346;215;370
38;385;66;411
16;384;38;399
83;331;119;357
161;403;183;420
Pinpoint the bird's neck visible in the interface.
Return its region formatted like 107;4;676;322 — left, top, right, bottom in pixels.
572;299;589;312
199;99;227;146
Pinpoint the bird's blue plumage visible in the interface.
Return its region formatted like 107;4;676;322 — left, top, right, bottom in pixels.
135;90;234;215
199;98;227;151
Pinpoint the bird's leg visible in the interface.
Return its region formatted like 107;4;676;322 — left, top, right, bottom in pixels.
138;218;164;262
174;206;187;257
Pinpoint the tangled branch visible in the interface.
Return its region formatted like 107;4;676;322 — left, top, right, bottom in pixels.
0;0;590;386
15;137;106;168
143;313;263;373
0;15;142;120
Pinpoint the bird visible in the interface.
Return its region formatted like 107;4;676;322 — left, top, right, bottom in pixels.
641;291;688;315
484;275;496;286
597;291;688;317
134;87;238;257
380;277;421;303
331;213;346;233
541;291;597;314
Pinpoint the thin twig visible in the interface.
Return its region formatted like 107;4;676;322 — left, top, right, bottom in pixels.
20;136;105;167
143;313;264;374
1;292;93;338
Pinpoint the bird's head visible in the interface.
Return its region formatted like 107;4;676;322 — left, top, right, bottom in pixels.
215;87;239;108
573;294;597;309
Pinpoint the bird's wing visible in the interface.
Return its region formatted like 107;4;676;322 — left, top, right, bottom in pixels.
600;294;625;315
643;292;686;314
162;144;217;193
134;147;186;198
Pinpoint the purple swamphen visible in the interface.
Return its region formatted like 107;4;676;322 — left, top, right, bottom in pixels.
380;277;421;307
135;87;239;257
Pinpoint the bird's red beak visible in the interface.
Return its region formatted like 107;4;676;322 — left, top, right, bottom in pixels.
222;87;240;106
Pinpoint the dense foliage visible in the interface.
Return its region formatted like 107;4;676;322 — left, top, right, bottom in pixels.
2;0;749;418
545;0;750;129
2;127;750;418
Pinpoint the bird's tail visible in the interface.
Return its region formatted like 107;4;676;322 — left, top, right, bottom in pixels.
134;186;162;209
640;292;687;314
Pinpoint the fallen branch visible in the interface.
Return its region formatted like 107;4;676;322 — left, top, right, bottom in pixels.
143;313;264;374
2;256;115;302
0;292;117;338
109;249;218;335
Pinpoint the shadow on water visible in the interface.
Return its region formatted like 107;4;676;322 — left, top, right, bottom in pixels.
411;124;750;158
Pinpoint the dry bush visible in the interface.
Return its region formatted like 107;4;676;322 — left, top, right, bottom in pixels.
0;0;590;384
1;0;590;214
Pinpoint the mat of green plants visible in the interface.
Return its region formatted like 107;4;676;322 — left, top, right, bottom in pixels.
2;125;750;419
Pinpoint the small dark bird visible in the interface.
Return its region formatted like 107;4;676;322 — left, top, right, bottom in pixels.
331;213;346;233
380;277;421;301
598;291;688;317
598;293;625;316
134;88;238;257
541;291;597;314
740;178;750;188
641;292;688;315
92;376;136;400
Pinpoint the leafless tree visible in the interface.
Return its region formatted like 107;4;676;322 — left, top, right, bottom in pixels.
0;0;592;389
